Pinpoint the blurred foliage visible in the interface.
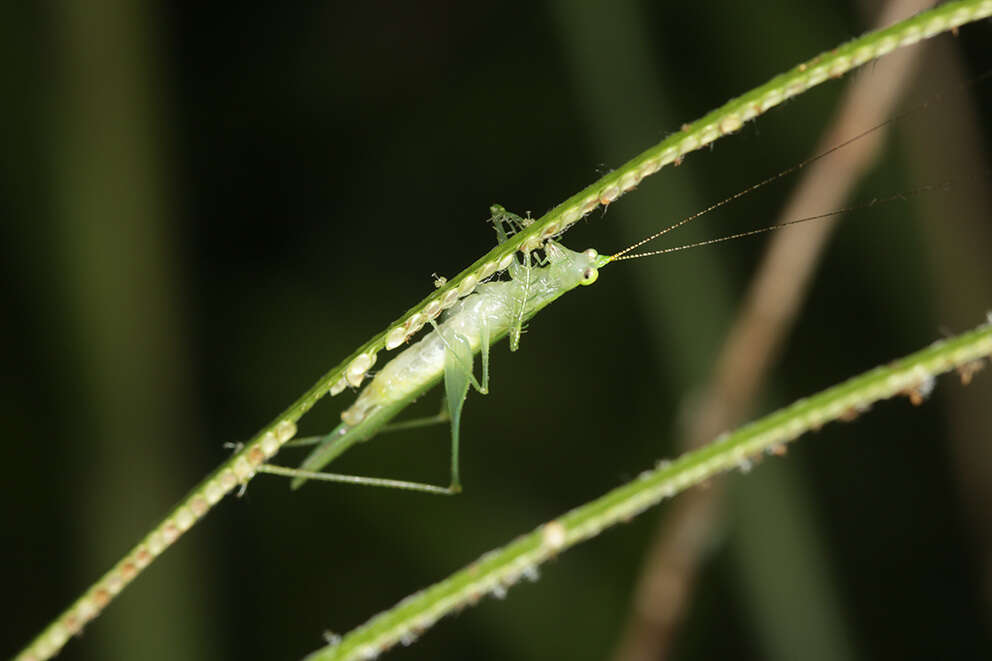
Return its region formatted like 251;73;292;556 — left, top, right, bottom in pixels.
2;2;990;660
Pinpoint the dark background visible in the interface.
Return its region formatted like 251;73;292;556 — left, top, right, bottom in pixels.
3;1;991;660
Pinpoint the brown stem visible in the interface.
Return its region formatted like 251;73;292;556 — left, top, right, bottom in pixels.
610;1;934;659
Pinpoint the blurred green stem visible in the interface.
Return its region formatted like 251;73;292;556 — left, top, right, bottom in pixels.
49;0;213;660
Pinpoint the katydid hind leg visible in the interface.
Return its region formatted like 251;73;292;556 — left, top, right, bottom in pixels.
280;404;458;494
260;464;457;495
443;331;476;493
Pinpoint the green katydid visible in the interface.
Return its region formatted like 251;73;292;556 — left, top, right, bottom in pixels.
261;207;609;494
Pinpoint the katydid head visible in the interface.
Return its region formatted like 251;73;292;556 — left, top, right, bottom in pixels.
579;248;612;285
543;241;610;290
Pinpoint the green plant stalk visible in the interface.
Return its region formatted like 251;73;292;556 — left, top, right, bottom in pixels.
15;2;992;659
305;319;992;661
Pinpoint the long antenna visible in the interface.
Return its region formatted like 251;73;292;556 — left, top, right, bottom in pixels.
610;69;992;261
610;181;955;262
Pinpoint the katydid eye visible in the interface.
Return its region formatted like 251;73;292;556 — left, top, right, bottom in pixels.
581;267;598;285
